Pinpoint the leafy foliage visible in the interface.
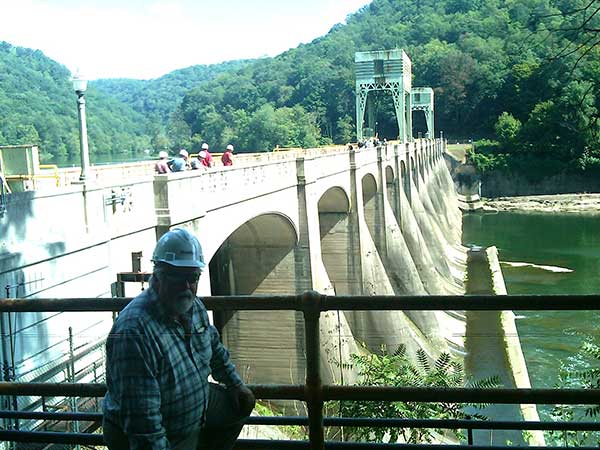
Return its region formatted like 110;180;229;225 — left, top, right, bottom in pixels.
546;337;600;447
337;344;500;444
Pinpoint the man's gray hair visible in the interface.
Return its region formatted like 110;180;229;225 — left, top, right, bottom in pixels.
149;263;168;289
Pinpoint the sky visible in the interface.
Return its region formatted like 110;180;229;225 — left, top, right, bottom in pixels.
0;0;371;80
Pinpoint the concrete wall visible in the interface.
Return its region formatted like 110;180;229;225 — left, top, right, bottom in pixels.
481;170;600;197
464;247;545;446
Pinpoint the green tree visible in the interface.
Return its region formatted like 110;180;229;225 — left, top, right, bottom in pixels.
15;124;40;145
494;112;521;150
166;108;192;151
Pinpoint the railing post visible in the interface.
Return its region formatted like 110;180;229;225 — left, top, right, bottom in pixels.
466;415;473;445
302;291;324;450
68;327;80;450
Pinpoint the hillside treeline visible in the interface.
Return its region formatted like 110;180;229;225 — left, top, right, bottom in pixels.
1;0;598;174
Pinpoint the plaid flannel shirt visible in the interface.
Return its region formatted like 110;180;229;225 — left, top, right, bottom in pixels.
103;287;242;450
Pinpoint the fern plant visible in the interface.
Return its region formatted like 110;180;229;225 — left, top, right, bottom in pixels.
336;344;500;444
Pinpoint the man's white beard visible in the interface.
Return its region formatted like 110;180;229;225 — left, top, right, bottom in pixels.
171;292;194;316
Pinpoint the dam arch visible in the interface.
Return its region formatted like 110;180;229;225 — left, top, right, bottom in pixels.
361;173;380;253
317;186;360;295
208;212;298;297
385;166;399;222
401;159;410;207
209;212;307;387
410;156;418;191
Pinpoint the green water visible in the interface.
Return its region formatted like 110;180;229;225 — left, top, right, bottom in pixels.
462;211;600;388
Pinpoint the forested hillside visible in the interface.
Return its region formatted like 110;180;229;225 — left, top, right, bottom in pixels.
171;0;600;168
1;0;599;173
92;60;252;122
0;43;249;162
0;42;152;161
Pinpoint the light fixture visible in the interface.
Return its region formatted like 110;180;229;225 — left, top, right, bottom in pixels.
71;71;91;182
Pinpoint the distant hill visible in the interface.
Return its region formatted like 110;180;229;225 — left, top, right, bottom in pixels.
0;41;252;161
92;60;252;122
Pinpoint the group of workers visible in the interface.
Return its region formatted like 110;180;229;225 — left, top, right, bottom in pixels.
103;228;255;449
155;142;235;174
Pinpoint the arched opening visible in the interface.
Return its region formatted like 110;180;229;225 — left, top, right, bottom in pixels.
362;173;379;246
385;166;399;222
360;91;401;141
412;110;429;138
209;213;304;388
209;213;298;297
318;187;359;295
400;160;410;206
410;156;418;191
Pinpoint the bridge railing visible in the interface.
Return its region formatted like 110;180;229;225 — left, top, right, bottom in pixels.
0;293;598;449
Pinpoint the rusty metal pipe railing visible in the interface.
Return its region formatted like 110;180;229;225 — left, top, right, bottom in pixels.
1;294;600;312
0;382;597;406
0;382;306;399
2;410;599;433
303;291;324;450
323;385;600;405
0;292;599;448
3;427;598;450
0;410;102;421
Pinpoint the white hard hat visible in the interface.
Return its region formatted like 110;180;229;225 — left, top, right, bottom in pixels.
199;151;207;158
152;228;205;269
159;151;168;158
201;143;209;150
179;149;189;157
226;144;234;151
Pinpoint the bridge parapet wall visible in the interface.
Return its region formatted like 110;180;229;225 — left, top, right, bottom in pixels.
154;156;300;229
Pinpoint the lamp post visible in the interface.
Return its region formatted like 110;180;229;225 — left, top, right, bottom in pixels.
72;73;91;182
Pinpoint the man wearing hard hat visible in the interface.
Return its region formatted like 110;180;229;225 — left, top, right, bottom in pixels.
171;149;191;172
154;150;171;174
103;228;255;450
221;144;234;167
200;143;214;168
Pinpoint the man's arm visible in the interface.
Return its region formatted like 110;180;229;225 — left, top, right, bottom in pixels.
207;325;242;387
107;326;170;450
207;325;256;415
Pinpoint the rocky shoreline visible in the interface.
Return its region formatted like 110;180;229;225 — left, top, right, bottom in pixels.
482;193;600;214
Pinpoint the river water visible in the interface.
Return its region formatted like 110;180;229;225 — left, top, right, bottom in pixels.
462;211;600;388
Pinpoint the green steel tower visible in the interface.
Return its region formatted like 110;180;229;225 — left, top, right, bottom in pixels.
411;87;435;138
355;49;412;142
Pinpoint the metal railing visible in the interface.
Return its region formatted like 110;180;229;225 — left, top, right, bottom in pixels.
4;166;62;190
0;293;599;449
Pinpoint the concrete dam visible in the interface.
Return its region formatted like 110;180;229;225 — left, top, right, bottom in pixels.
0;141;535;440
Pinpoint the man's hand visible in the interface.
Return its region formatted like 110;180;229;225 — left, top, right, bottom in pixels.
230;384;256;417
